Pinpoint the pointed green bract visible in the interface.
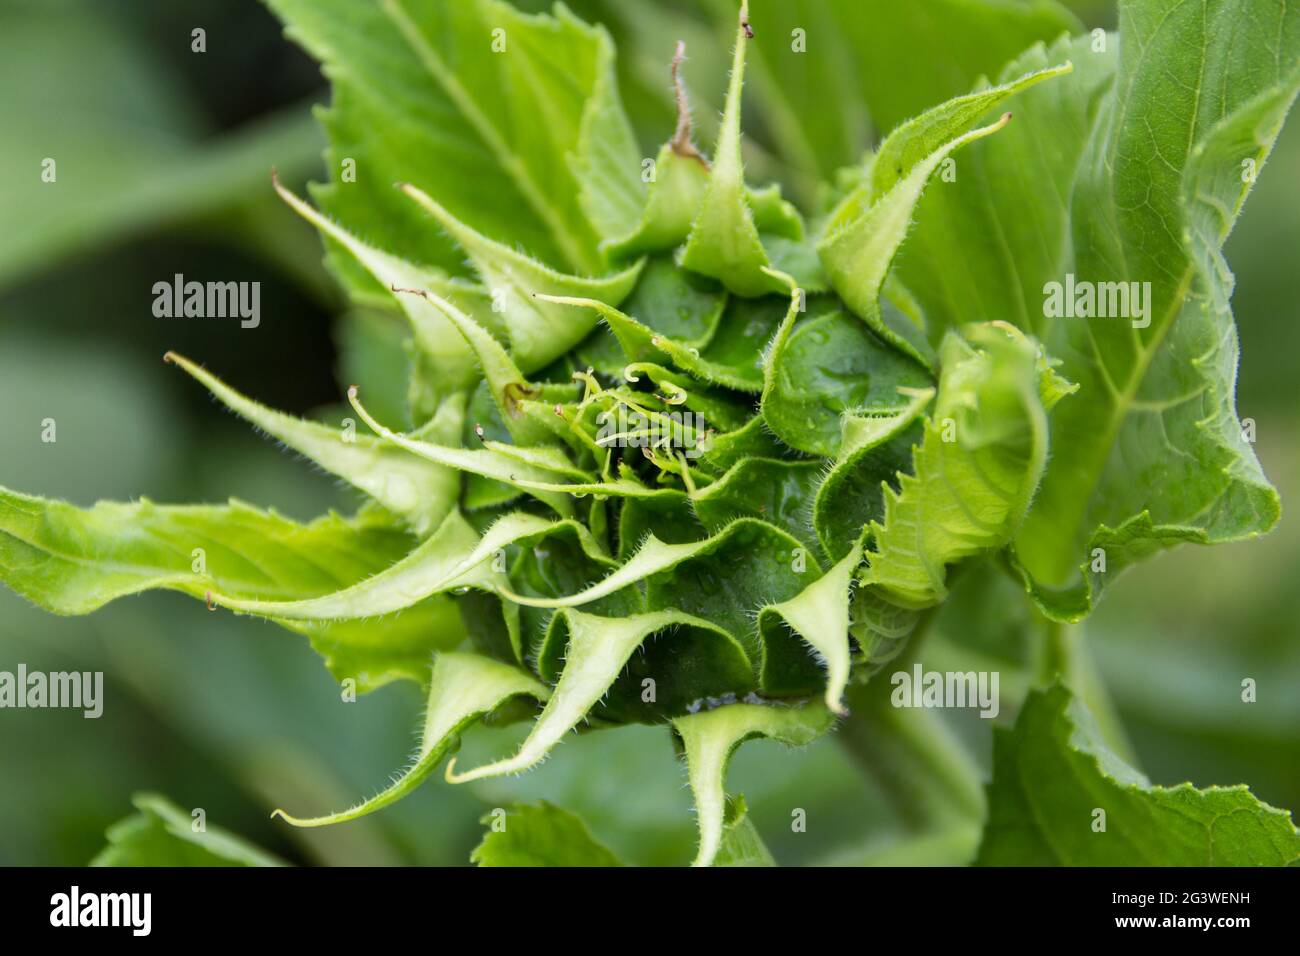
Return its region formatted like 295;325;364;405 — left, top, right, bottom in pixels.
869;62;1073;199
274;177;484;396
680;2;784;298
893;34;1118;340
401;182;645;372
274;652;547;827
695;0;1081;184
820;115;1010;364
448;609;726;783
812;387;934;560
606;142;710;259
674;701;833;866
215;510;611;640
166;351;459;536
757;536;864;714
347;389;579;517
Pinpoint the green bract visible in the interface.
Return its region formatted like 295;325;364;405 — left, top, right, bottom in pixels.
6;0;1300;866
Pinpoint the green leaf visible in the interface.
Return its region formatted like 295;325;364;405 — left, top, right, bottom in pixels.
471;801;624;866
1014;1;1300;615
0;489;413;614
674;701;833;866
266;0;643;281
274;652;547;827
977;685;1300;866
680;1;785;297
166;351;460;536
0;487;458;690
92;794;285;867
819;62;1072;364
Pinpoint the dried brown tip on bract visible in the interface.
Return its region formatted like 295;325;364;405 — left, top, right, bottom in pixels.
669;41;709;167
474;423;486;442
205;591;216;611
162;351;177;364
347;385;359;399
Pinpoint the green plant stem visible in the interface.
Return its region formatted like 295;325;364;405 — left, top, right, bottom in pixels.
838;613;986;840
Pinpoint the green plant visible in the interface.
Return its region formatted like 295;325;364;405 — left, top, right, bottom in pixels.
5;0;1300;866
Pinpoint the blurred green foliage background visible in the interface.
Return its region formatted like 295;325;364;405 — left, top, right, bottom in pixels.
0;0;1294;866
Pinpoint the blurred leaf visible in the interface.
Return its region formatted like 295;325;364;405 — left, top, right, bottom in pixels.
92;793;285;867
0;1;322;290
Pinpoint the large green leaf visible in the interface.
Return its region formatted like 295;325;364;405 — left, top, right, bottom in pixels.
977;685;1300;866
270;0;644;280
0;488;460;689
1013;0;1300;616
266;0;643;288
